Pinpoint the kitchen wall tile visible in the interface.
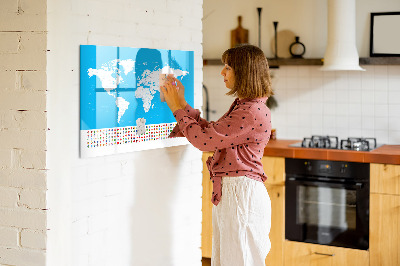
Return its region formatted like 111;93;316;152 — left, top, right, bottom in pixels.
348;71;362;90
388;131;400;143
388;91;400;104
311;127;325;136
362;129;375;138
311;86;323;101
375;104;389;117
374;130;389;144
310;66;324;77
336;115;349;129
388;76;400;91
298;67;311;78
388;117;400;131
349;116;362;129
323;103;336;115
387;65;400;76
285;66;298;77
287;113;301;127
375;117;389;129
348;90;362;103
361;90;375;103
204;65;399;144
336;128;349;139
322;70;335;78
323;86;336;103
361;104;375;117
374;90;388;104
388;104;400;117
286;77;299;89
310;77;324;90
362;116;375;130
335;72;349;90
311;101;323;112
323;115;336;129
298;77;311;89
311;114;324;128
336;90;349;103
374;65;388;77
374;77;388;91
298;102;312;115
349;128;363;137
361;74;374;91
336;103;349;116
348;103;362;116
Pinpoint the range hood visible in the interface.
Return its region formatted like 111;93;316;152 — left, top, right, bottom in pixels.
320;0;365;71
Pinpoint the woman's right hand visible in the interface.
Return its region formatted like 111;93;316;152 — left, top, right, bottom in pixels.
168;76;187;108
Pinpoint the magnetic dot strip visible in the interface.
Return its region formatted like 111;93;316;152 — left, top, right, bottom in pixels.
86;122;177;148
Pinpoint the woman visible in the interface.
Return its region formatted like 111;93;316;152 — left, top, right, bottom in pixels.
161;44;273;266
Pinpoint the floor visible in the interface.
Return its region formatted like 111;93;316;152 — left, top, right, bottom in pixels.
202;257;211;266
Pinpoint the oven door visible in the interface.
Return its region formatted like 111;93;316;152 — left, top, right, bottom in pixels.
285;177;369;250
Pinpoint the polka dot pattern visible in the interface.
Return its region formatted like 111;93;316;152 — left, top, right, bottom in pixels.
171;97;272;206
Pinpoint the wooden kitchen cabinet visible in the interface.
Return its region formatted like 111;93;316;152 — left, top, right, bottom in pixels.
262;156;285;266
370;163;400;266
264;184;285;266
370;163;400;195
284;241;369;266
202;152;213;258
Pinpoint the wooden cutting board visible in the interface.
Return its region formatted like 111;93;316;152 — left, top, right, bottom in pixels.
231;16;249;48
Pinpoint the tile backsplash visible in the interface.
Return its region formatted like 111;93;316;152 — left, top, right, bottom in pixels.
203;65;400;145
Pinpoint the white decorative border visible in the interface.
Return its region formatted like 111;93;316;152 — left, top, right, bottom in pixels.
80;122;189;157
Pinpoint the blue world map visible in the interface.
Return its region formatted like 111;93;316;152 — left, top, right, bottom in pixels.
80;45;194;132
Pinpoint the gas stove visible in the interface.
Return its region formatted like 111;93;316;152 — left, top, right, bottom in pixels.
289;135;381;151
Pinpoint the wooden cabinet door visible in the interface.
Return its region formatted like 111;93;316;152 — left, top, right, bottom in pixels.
201;152;213;258
262;156;285;186
264;184;284;266
370;193;400;266
370;163;400;195
284;241;369;266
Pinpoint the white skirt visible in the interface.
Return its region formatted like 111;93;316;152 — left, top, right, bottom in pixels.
212;176;271;266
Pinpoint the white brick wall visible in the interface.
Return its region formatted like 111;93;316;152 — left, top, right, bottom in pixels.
0;0;48;265
46;0;203;266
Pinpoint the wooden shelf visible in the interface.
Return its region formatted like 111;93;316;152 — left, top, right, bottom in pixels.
203;58;323;67
203;57;400;67
359;57;400;65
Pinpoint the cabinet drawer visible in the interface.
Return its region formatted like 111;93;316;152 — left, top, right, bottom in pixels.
284;241;369;266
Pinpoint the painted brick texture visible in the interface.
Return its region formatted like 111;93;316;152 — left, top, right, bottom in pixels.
0;0;48;265
46;0;204;266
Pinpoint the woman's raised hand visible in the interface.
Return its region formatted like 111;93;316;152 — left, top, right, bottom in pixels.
160;76;185;113
174;78;187;108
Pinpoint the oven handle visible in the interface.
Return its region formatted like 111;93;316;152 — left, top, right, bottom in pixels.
286;177;364;189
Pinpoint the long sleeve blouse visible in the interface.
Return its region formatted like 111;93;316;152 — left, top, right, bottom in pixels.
169;97;272;205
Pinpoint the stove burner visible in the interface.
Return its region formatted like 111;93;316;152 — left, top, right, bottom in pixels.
301;135;339;149
295;136;378;151
340;137;377;151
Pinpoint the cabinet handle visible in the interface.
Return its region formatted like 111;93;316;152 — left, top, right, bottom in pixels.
314;252;335;257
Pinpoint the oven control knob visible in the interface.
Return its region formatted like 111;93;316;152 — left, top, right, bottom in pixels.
304;162;312;171
340;164;347;174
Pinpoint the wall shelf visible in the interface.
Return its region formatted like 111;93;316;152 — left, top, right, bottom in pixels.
359;57;400;65
203;57;400;67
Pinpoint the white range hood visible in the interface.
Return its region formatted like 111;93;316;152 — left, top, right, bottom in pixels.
320;0;365;71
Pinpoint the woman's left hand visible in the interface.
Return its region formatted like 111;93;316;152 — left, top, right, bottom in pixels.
160;76;185;113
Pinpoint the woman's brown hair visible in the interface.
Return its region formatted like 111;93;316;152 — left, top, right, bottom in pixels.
221;44;273;99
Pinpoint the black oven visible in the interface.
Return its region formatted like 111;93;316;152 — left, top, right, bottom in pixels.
285;158;369;250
